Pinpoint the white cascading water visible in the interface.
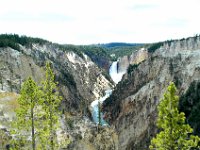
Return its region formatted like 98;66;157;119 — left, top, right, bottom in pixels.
90;61;126;125
109;61;126;84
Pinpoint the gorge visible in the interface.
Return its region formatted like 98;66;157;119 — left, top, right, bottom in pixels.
103;36;200;149
90;60;126;125
1;34;200;149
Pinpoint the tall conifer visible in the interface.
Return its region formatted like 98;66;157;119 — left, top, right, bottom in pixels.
150;82;200;150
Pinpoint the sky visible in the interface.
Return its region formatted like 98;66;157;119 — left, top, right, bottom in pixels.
0;0;200;45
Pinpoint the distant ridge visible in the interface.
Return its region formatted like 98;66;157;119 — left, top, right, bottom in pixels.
97;42;144;48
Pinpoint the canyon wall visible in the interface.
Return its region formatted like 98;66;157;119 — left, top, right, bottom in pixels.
118;48;148;73
103;36;200;149
0;42;116;149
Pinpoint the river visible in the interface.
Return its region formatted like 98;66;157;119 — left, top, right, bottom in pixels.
90;61;126;125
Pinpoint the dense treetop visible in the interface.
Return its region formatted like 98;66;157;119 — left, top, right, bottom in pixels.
150;82;200;150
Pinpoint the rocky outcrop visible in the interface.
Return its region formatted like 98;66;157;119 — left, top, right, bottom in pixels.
0;92;18;131
103;36;200;149
0;92;119;150
84;51;111;71
118;48;148;73
0;41;115;149
0;43;113;113
68;121;118;150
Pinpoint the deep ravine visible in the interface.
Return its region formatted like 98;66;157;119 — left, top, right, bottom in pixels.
90;60;126;125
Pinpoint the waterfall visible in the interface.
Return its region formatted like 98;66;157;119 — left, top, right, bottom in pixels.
90;61;126;125
109;61;126;84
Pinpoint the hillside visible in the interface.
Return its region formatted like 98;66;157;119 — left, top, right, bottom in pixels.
103;35;200;149
97;42;143;48
94;42;144;61
1;34;200;149
106;45;144;61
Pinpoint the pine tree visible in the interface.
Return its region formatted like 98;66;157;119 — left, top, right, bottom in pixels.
41;62;62;150
12;77;41;150
149;82;200;150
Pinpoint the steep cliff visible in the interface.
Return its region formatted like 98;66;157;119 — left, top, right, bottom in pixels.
0;36;116;149
82;46;111;71
103;36;200;149
67;120;118;150
118;48;148;73
0;42;113;111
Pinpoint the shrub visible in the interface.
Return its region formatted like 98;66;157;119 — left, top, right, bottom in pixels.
127;64;139;74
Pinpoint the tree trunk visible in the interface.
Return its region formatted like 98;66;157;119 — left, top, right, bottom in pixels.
31;104;35;150
50;104;54;150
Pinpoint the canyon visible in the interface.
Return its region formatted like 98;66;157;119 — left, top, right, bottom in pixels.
1;35;200;149
103;36;200;149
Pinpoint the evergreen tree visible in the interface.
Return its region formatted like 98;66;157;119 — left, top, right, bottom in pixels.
12;77;41;150
41;62;62;150
149;82;200;150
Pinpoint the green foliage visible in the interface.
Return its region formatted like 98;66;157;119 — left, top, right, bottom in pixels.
10;136;27;150
106;45;143;60
127;64;139;74
41;62;62;150
61;44;84;58
0;34;48;51
10;63;68;149
148;42;163;53
99;43;144;61
81;45;111;66
57;69;76;88
0;129;10;149
12;77;41;149
0;38;20;51
173;75;182;89
99;42;142;48
0;34;84;59
82;45;109;57
150;82;200;150
147;35;200;54
179;81;200;136
79;45;113;82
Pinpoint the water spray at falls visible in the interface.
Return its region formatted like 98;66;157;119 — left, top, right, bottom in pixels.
109;61;126;84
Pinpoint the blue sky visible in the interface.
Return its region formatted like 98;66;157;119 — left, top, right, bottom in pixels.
0;0;200;44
